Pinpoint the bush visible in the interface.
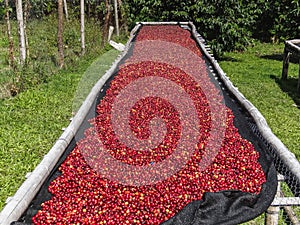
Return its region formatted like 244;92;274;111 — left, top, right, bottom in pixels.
0;14;106;96
254;0;300;42
125;0;264;57
125;0;299;56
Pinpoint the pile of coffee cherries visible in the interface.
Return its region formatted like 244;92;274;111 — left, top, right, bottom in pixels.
33;25;266;225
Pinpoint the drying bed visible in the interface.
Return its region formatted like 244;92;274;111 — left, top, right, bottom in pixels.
9;23;277;225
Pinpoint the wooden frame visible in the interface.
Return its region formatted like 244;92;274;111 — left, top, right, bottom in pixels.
282;39;300;94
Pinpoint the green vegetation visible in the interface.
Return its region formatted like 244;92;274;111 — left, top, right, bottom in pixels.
220;43;300;225
219;42;300;159
0;68;79;210
0;14;124;210
0;48;120;210
0;15;112;96
2;0;298;59
125;0;300;57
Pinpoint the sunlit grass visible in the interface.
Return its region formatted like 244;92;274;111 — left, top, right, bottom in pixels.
220;42;300;160
0;49;120;210
220;42;300;225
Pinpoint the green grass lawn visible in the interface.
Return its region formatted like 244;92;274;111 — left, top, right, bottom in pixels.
0;28;12;98
220;42;300;224
219;42;300;160
0;48;120;211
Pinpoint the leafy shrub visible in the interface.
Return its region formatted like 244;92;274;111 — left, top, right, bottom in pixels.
254;0;300;42
0;14;107;96
0;0;4;18
125;0;299;56
124;0;264;57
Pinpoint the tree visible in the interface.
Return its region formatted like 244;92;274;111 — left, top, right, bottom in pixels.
101;0;112;48
15;0;26;64
254;0;300;42
114;0;119;36
118;0;128;33
80;0;85;55
4;0;14;68
24;0;30;58
57;0;64;68
63;0;68;21
124;0;264;57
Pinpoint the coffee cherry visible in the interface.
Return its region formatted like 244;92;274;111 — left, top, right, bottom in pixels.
33;25;266;225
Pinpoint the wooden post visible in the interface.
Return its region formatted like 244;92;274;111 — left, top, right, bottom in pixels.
282;40;300;94
282;46;290;80
283;205;300;225
265;178;281;225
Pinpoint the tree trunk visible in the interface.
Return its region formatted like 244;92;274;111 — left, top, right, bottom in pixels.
113;0;119;36
118;0;128;33
80;0;85;55
16;0;26;65
5;0;15;68
87;0;90;19
57;0;64;68
24;0;30;58
63;0;69;21
101;0;111;48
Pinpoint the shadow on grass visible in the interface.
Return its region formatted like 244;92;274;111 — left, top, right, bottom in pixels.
260;53;283;62
261;53;299;64
218;55;242;62
270;75;300;109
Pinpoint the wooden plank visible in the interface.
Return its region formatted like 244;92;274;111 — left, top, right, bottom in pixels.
271;197;300;206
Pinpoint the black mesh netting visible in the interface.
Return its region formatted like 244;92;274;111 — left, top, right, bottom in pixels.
12;24;277;225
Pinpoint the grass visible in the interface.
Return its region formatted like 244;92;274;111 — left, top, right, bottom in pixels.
0;26;12;98
0;48;120;210
0;15;116;97
0;13;127;211
219;42;300;225
219;42;300;160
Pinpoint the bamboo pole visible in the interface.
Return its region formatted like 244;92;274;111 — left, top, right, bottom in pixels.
283;205;300;225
